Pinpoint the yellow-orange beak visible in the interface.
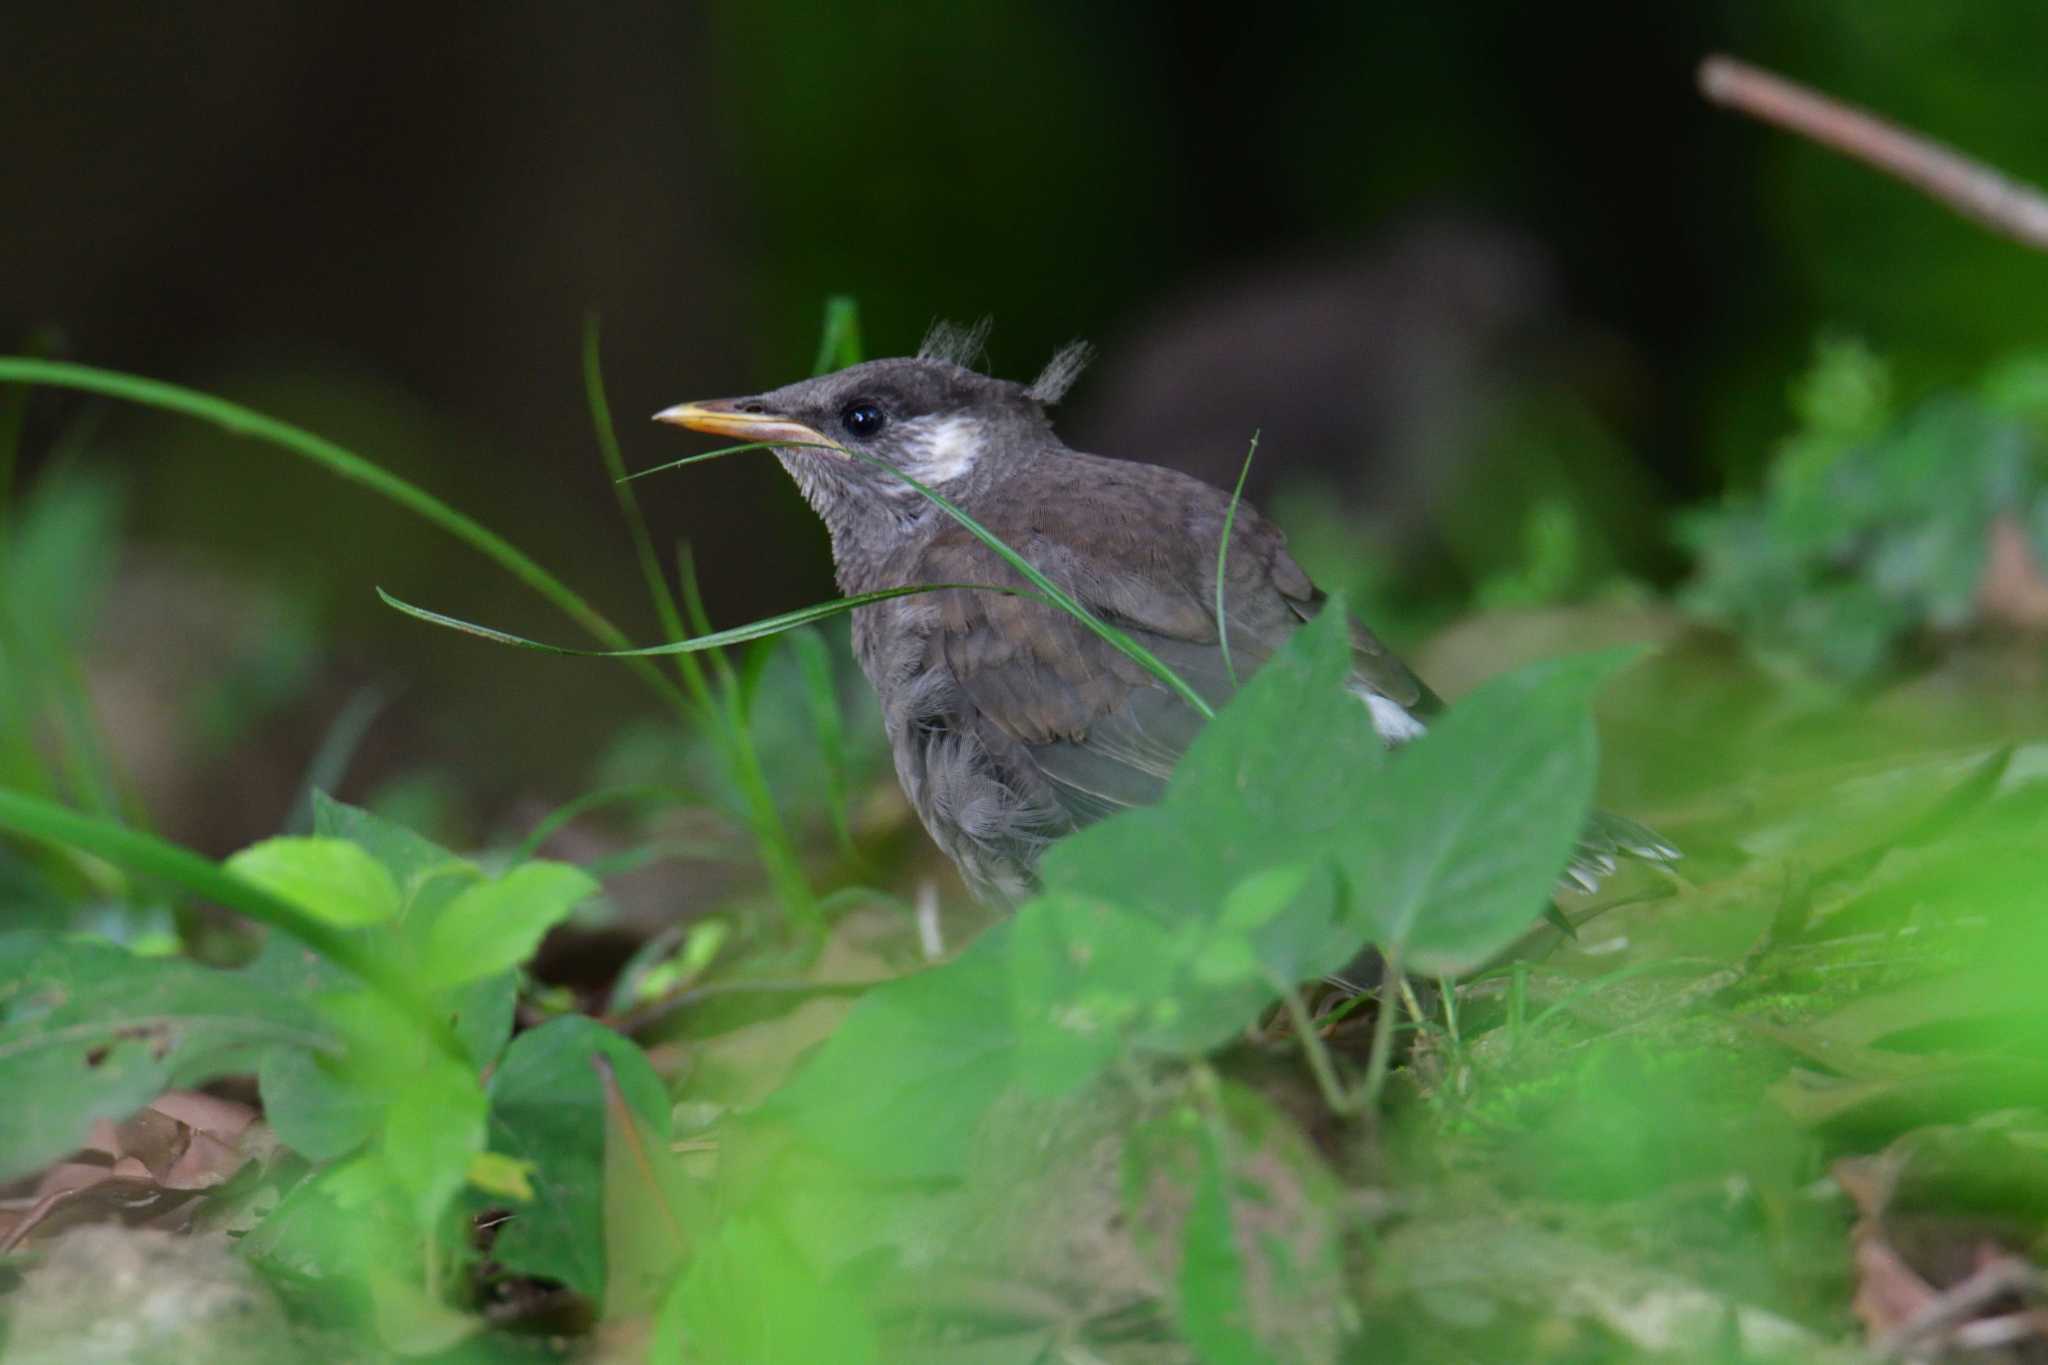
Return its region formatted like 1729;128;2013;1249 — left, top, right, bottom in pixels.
651;399;838;453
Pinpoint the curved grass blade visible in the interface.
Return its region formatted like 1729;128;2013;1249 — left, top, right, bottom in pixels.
616;441;789;484
583;316;706;712
1214;430;1260;688
626;438;1217;719
849;450;1216;717
0;787;461;1058
377;582;1030;657
675;542;737;692
287;684;395;834
514;783;700;864
0;357;689;716
787;627;857;858
592;320;816;931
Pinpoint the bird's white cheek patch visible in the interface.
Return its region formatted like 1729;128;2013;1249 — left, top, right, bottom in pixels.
910;416;987;482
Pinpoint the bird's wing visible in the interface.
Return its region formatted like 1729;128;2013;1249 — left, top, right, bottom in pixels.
909;457;1430;827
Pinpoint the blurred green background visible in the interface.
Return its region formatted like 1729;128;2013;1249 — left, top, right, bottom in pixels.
9;0;2048;857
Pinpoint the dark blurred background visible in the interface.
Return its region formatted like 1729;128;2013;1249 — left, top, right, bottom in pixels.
9;1;2048;855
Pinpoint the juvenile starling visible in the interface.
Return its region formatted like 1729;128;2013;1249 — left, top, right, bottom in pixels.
656;324;1673;908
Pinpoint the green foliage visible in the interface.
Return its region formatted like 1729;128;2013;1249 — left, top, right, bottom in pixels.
14;307;2042;1363
1683;336;2048;680
1174;1116;1265;1365
0;931;333;1181
227;837;403;927
1474;497;1591;611
763;923;1018;1181
657;1218;880;1365
0;781;640;1343
0;469;152;942
1353;649;1630;973
478;1016;672;1297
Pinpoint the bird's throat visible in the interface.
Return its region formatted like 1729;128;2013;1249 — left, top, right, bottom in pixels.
773;450;926;595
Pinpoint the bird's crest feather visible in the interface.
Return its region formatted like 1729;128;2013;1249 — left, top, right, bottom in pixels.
1025;340;1093;404
918;317;993;369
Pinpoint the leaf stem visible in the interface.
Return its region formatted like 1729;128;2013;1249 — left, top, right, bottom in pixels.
583;319;818;932
1274;976;1356;1116
1359;946;1405;1112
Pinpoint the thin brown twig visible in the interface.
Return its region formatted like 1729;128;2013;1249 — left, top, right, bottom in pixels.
1698;54;2048;253
1876;1255;2046;1359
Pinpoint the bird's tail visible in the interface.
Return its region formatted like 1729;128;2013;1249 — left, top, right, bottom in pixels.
1562;809;1681;895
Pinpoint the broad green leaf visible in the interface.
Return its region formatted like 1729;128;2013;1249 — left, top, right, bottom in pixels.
259;1045;380;1162
599;1050;692;1318
1164;598;1382;821
446;967;518;1070
312;789;478;895
242;1152;481;1352
1011;892;1177;1094
382;1056;487;1228
0;789;433;1019
467;1151;536;1201
480;1015;672;1299
225;837;401;928
1040;605;1381;993
0;931;333;1180
239;985;477;1234
658;1217;878;1365
247;933;510;1166
1210;861;1350;989
765;924;1017;1181
1354;650;1637;974
304;795;516;1068
416;861;598;990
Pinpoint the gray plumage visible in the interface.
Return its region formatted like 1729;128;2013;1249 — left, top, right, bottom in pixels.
660;347;1675;908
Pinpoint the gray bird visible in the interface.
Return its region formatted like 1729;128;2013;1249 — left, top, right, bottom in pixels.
656;324;1673;910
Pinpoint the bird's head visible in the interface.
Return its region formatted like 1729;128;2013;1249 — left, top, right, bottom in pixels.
655;324;1091;532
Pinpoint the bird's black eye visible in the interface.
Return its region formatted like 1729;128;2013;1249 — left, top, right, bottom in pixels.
840;401;887;439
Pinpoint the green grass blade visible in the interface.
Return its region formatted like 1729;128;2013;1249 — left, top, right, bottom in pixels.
376;582;1029;657
1215;430;1260;688
48;647;124;820
0;376;26;547
286;684;394;833
0;328;60;547
583;315;710;718
846;450;1218;715
513;783;700;864
0;357;692;717
676;541;737;691
788;627;857;859
616;442;787;484
626;438;1217;719
0;787;460;1057
811;296;865;376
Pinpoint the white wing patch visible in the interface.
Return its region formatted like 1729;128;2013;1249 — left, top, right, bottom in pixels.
1352;684;1428;744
